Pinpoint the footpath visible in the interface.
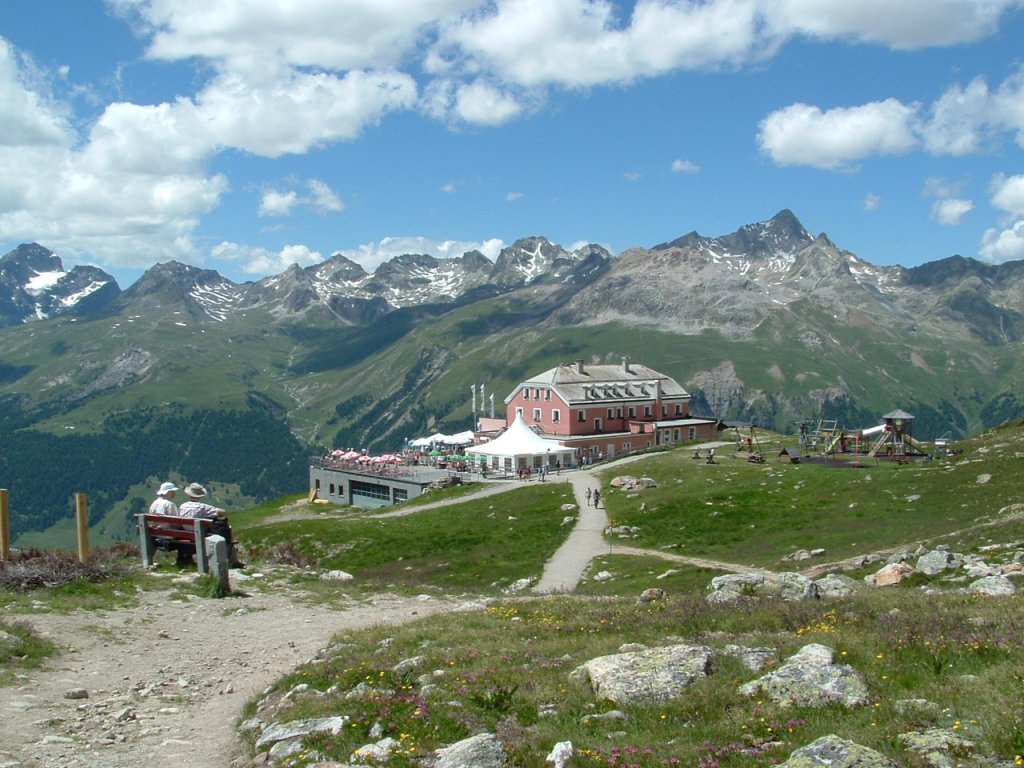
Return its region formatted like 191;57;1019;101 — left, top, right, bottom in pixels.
1;444;739;768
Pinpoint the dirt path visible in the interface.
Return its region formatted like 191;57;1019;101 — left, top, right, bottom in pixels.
1;573;458;768
0;442;828;767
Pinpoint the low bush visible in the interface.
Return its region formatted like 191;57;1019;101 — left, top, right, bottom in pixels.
0;544;138;592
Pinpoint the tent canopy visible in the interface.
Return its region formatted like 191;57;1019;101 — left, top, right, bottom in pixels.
466;414;573;461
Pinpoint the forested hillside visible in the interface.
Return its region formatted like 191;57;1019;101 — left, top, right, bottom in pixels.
0;406;307;541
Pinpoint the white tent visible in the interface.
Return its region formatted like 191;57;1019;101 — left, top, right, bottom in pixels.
466;414;574;472
410;432;450;448
444;430;476;445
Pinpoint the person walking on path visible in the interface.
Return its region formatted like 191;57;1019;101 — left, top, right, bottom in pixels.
593;488;601;508
533;471;608;593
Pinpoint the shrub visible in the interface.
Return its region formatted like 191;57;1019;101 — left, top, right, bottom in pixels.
0;545;137;592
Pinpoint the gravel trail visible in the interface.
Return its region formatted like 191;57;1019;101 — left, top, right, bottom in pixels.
1;575;455;768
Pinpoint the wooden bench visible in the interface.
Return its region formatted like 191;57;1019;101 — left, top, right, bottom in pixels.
136;514;214;573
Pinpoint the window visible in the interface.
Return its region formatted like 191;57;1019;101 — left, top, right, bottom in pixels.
617;407;623;418
645;405;652;417
661;405;667;416
673;428;681;441
688;426;696;440
607;408;613;419
594;417;603;431
544;390;551;401
628;406;636;418
623;442;632;452
577;409;586;422
523;388;530;400
329;483;335;494
533;408;542;422
552;409;561;423
675;404;683;415
534;388;541;399
516;407;524;418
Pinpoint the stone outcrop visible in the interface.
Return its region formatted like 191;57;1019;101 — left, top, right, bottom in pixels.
738;643;868;708
706;572;818;604
570;644;713;705
779;734;898;768
428;733;508;768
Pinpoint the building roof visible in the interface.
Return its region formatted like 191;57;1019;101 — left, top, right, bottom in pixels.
466;414;574;459
508;360;689;405
883;409;915;420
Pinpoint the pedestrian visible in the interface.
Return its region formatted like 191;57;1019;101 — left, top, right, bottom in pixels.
585;488;592;506
149;481;179;516
556;460;561;475
593;488;601;507
178;483;245;568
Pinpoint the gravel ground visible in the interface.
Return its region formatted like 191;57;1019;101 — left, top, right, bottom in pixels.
0;574;456;768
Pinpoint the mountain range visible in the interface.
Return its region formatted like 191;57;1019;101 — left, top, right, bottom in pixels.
2;210;1023;544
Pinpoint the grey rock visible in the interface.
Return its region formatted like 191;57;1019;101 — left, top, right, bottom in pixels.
431;733;508;768
738;643;868;708
898;728;975;768
64;688;89;700
353;736;401;763
916;551;953;576
255;715;350;751
967;575;1016;596
720;644;778;672
571;643;713;705
637;588;666;604
814;573;860;599
779;734;898;768
777;572;819;601
393;656;426;675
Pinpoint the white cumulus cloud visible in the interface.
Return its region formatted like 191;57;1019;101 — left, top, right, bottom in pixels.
990;174;1024;216
671;159;699;174
931;198;973;226
259;189;299;217
212;241;325;274
980;220;1024;264
758;99;918;170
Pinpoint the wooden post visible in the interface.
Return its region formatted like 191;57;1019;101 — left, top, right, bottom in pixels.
0;488;9;561
75;493;90;563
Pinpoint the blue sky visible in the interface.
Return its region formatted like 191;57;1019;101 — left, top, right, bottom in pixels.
2;1;1024;288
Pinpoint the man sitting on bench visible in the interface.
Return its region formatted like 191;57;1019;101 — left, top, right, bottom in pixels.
178;483;245;569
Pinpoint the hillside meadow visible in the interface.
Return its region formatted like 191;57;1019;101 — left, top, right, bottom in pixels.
2;421;1024;767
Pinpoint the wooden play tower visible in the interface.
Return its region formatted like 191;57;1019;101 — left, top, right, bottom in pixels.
865;409;923;459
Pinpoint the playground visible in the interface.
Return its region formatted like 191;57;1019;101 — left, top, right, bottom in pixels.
730;409;943;468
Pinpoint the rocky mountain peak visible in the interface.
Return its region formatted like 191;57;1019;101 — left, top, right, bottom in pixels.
0;243;119;326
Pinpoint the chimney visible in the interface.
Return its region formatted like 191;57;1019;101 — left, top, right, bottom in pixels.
576;359;585;374
622;356;631;374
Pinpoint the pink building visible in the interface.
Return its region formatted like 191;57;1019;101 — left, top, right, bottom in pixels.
504;359;720;461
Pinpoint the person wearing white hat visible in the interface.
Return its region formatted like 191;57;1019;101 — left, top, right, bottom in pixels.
149;481;179;516
178;483;244;568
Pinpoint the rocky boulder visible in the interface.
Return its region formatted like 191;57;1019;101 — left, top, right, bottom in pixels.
915;550;953;576
779;734;898;768
428;733;508;768
570;643;713;705
738;643;868;708
814;573;860;599
706;572;818;604
967;575;1016;596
